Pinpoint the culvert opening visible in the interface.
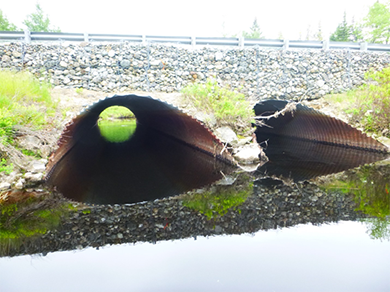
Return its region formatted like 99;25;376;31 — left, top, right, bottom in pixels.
98;106;137;143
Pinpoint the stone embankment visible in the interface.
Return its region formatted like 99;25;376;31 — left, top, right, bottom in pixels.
1;42;390;100
2;180;364;257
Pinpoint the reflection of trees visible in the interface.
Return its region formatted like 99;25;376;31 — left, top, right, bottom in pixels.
182;173;253;220
365;218;390;241
320;163;390;240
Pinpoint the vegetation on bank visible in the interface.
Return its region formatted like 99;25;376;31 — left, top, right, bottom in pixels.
325;66;390;137
0;70;58;171
181;78;253;134
0;70;56;137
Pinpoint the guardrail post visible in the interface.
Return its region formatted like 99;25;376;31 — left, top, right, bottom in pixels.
191;36;196;48
283;39;289;50
360;42;368;51
142;35;146;45
84;32;89;42
239;36;244;48
24;30;31;43
322;40;329;50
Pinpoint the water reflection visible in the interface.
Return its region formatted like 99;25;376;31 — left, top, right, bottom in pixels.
2;222;389;292
0;171;374;257
318;162;390;240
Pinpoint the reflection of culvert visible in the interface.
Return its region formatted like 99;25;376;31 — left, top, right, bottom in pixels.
98;106;137;143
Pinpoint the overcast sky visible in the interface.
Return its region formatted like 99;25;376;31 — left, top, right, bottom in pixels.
1;0;378;39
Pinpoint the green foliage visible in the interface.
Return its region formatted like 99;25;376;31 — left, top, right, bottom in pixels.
330;12;363;42
0;70;55;143
183;174;252;220
351;67;390;134
0;158;13;174
364;217;390;241
22;4;61;32
0;10;18;31
242;18;263;39
181;78;252;133
98;106;137;143
21;149;40;158
325;66;390;136
330;12;351;41
363;1;390;44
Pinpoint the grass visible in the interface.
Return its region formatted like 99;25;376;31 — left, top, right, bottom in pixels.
0;70;58;173
98;106;137;143
324;67;390;137
0;70;56;144
181;78;253;134
0;158;13;175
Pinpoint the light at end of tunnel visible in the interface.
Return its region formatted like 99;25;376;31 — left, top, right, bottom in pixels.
98;106;137;143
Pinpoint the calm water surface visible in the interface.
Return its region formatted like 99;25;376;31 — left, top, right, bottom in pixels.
1;221;389;292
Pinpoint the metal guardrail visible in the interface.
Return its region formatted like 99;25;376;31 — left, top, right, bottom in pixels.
1;30;390;52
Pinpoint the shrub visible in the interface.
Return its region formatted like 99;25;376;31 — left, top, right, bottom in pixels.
181;79;253;134
0;70;55;144
346;67;390;136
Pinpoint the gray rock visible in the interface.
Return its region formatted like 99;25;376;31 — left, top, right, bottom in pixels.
214;127;238;144
27;160;47;173
108;50;116;57
1;42;389;101
233;143;261;164
120;59;131;68
59;61;68;67
12;51;22;58
14;178;25;189
63;77;71;84
2;55;11;62
194;112;217;127
24;172;43;182
0;182;11;190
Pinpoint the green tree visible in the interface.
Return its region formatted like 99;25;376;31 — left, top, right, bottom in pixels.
22;4;61;32
0;10;18;31
242;18;263;39
363;1;390;43
330;12;351;41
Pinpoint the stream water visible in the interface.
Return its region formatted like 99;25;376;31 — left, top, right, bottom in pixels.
1;162;390;291
1;221;389;292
